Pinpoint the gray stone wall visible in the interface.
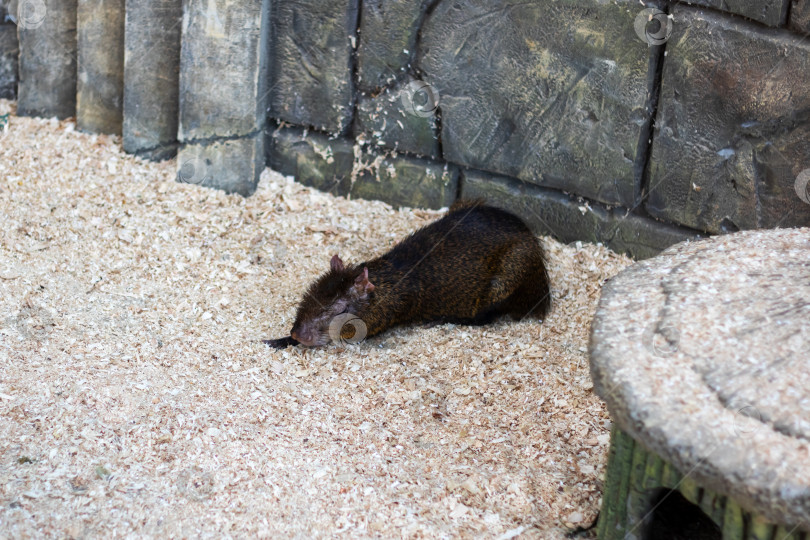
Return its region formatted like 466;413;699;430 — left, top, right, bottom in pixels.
1;0;808;257
266;0;810;258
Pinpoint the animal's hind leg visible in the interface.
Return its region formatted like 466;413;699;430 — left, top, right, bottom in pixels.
488;241;551;320
503;253;550;320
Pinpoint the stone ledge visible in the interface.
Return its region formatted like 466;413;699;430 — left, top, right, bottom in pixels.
461;169;700;259
267;126;457;210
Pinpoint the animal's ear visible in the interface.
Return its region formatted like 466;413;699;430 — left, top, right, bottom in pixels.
330;254;344;272
354;267;375;294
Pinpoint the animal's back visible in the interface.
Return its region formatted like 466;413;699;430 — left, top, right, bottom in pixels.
366;204;550;326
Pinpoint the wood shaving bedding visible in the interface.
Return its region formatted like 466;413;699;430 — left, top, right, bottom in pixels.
0;99;632;539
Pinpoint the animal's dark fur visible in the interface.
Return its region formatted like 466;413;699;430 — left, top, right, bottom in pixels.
267;201;551;347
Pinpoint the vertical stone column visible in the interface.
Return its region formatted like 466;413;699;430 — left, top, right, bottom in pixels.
175;0;271;195
122;0;181;160
0;19;18;99
16;0;78;118
76;0;125;134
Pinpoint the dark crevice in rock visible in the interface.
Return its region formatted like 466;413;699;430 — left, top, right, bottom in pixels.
434;108;444;163
345;0;363;138
180;129;263;148
415;0;444;159
780;0;792;26
409;0;442;75
636;15;669;211
130;142;179;161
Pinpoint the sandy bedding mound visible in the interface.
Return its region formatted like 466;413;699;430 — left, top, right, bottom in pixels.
0;99;632;539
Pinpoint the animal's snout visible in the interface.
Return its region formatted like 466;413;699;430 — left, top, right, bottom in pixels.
291;328;314;346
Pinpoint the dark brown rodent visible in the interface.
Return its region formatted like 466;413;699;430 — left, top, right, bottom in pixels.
264;200;550;348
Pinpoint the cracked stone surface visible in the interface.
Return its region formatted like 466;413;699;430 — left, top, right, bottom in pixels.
418;0;660;208
647;6;810;234
176;0;270;195
176;135;265;197
590;227;810;529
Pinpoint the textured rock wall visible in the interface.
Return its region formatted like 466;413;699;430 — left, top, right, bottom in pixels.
2;0;809;256
265;0;810;258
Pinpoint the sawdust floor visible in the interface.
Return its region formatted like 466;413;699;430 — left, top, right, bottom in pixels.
0;100;633;539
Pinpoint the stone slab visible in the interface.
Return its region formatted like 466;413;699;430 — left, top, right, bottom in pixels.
646;7;810;233
178;0;269;141
354;76;440;159
266;126;354;196
122;0;182;159
267;126;457;210
351;152;457;210
355;0;430;94
418;0;662;208
461;170;699;259
16;0;78;119
0;23;18;99
590;227;810;529
77;0;125;134
682;0;788;26
268;0;358;134
176;134;264;196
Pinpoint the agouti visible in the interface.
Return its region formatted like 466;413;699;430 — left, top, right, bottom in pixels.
264;200;550;348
